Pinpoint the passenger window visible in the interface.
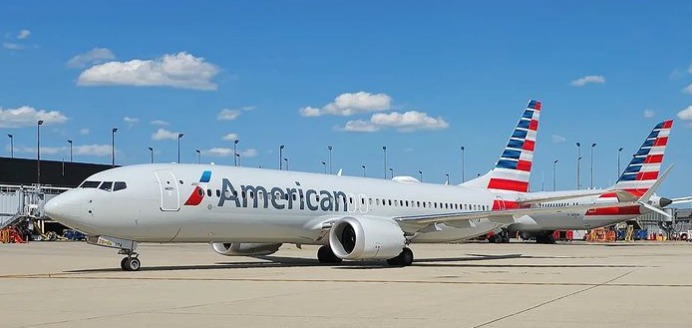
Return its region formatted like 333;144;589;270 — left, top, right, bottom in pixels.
197;188;204;197
207;189;212;197
113;182;127;191
216;190;221;197
80;181;101;188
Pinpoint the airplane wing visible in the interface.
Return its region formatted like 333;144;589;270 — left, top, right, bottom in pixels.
515;190;608;206
672;196;692;205
396;165;672;229
394;200;642;228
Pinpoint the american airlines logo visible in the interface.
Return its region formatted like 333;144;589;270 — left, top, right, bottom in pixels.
218;178;350;212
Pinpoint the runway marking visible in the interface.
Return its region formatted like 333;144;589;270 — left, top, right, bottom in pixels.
471;270;636;328
1;272;691;288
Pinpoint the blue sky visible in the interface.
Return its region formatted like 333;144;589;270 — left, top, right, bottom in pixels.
2;1;692;198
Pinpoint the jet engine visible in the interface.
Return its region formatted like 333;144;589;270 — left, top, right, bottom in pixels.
212;242;282;256
328;216;406;260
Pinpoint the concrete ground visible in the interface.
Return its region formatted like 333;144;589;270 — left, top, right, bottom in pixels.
1;241;691;328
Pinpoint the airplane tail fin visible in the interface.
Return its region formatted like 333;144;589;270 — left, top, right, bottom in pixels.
609;120;673;197
461;100;541;193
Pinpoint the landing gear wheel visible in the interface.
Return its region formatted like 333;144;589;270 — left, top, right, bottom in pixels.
317;246;342;264
387;248;414;266
121;257;141;271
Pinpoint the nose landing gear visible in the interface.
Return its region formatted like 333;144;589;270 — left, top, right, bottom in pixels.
118;249;141;271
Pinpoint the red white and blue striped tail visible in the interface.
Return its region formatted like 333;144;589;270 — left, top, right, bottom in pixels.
461;100;541;193
602;120;673;198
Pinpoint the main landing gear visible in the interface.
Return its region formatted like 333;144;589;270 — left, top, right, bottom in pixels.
119;249;141;271
317;245;342;264
316;245;414;267
387;248;414;266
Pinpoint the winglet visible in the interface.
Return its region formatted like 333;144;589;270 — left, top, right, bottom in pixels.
638;164;673;203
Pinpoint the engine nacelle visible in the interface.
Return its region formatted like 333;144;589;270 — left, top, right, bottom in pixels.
212;242;282;256
329;216;406;260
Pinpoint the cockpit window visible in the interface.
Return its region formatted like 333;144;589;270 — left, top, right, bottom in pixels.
99;181;113;191
80;181;101;188
113;182;127;191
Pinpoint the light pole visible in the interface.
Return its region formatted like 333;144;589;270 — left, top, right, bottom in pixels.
590;143;597;189
328;145;333;174
445;173;450;185
419;170;423;182
461;146;465;182
37;120;44;185
617;147;623;179
195;149;201;164
233;140;239;166
362;165;366;177
382;146;387;179
177;133;184;163
279;145;284;170
389;167;394;179
553;160;558;191
321;161;326;174
284;157;288;170
236;153;241;166
576;142;581;189
148;147;154;163
67;139;73;162
111;127;118;167
7;134;13;158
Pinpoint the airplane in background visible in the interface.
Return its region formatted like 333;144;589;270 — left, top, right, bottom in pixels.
43;100;654;271
490;120;677;243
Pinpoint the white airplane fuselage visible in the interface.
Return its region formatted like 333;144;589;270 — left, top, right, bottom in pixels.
47;164;507;245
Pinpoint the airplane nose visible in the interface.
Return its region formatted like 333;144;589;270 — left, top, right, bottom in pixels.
44;191;83;227
660;197;673;208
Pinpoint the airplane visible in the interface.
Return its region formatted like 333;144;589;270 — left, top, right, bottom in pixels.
492;120;676;243
43;100;650;271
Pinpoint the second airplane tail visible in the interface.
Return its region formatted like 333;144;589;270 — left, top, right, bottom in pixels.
461;100;541;193
607;119;673;197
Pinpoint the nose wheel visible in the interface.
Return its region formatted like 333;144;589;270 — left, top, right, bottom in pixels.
120;257;141;271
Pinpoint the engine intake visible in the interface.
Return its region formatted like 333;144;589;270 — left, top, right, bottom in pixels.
212;242;282;256
329;216;406;260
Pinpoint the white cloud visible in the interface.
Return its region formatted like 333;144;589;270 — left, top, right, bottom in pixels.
203;147;257;158
570;75;606;87
683;84;692;94
241;148;258;158
77;52;219;91
552;134;567;143
80;128;90;135
15;146;62;155
17;30;30;40
300;91;392;117
217;109;241;120
3;42;24;50
342;120;380;132
677;105;692;121
74;144;113;156
123;116;139;126
341;111;448;133
67;48;116;68
643;109;655;118
222;133;239;141
203;147;233;157
150;120;170;126
371;111;448;132
151;128;182;140
0;106;68;128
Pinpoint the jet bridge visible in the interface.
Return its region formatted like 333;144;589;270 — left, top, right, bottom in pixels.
0;184;69;242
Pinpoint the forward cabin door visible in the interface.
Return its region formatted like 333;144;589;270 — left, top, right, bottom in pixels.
154;171;180;212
